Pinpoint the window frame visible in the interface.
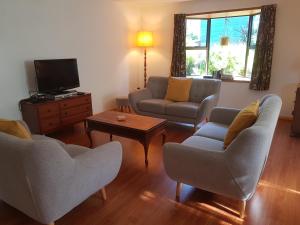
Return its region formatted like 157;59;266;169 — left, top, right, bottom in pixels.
185;12;261;79
186;18;210;75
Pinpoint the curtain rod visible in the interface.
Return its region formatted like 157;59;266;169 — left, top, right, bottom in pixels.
186;5;272;16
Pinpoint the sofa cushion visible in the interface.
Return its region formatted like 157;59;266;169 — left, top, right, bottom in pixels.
194;122;228;141
0;119;31;140
224;100;259;148
166;102;200;119
138;99;173;114
183;136;224;152
189;79;221;103
165;78;192;102
147;77;169;99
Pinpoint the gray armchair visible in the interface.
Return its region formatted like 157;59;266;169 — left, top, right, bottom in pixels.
163;95;282;218
129;76;221;129
0;125;122;225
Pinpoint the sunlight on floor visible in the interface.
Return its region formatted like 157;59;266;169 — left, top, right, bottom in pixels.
138;186;245;224
213;201;241;216
259;180;300;195
193;202;244;224
139;191;157;201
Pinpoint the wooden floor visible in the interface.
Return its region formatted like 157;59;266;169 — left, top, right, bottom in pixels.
1;120;300;225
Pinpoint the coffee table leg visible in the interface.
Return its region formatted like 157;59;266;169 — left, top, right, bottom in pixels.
162;130;166;145
110;134;113;141
142;141;150;167
87;129;93;148
84;120;87;130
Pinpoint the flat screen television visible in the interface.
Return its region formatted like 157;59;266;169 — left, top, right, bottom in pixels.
34;58;80;93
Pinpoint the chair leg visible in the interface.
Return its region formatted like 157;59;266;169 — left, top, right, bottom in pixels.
193;123;198;132
240;200;246;218
101;187;107;201
176;182;182;201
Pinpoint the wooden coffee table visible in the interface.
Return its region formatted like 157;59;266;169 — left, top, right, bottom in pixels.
85;111;167;166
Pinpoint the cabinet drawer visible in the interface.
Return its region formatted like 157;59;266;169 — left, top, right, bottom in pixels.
60;96;91;109
40;117;60;133
38;104;59;118
61;111;91;126
61;104;92;118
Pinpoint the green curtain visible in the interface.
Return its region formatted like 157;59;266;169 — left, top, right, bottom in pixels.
171;14;186;77
250;5;277;90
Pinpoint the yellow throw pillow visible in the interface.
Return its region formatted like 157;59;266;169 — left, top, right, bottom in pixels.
165;77;192;102
0;119;31;140
224;100;259;148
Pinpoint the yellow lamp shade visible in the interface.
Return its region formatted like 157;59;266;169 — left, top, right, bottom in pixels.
136;31;153;48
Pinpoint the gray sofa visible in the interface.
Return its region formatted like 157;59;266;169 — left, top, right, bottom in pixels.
129;77;221;129
163;95;282;218
0;124;122;225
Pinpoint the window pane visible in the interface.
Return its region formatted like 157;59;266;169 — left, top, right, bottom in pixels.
186;50;207;76
208;16;249;77
246;49;255;77
250;14;261;46
186;19;207;47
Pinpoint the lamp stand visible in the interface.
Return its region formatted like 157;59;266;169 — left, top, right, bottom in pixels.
144;48;147;88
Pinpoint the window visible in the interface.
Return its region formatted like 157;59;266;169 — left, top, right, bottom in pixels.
186;11;261;81
186;19;208;76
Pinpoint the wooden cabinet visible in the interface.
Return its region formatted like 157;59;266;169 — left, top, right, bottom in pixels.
291;87;300;137
20;93;92;134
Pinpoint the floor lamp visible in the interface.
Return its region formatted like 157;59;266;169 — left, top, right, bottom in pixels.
136;31;153;88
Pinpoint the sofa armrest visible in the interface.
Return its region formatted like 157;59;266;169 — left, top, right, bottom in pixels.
163;142;231;186
196;94;219;123
209;107;240;125
74;141;122;179
129;88;152;113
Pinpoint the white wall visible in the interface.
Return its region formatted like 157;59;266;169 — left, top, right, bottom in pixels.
1;0;299;119
0;0;140;119
137;0;300;117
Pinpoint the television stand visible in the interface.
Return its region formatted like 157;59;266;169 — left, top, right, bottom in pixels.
20;92;92;134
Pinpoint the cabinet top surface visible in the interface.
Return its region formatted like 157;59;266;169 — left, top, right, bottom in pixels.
21;93;91;105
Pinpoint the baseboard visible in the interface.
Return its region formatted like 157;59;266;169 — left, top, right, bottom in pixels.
279;116;293;121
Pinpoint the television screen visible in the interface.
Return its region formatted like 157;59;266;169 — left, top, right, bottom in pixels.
34;58;80;93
